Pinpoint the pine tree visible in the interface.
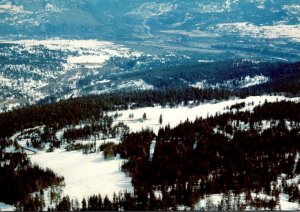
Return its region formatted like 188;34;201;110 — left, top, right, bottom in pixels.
81;198;87;211
159;114;163;125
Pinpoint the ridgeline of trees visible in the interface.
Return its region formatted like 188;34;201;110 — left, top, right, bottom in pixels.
62;116;113;142
0;87;234;140
118;60;300;94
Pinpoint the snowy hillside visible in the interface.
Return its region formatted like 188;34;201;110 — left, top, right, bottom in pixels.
110;95;300;134
0;39;148;110
0;202;15;211
30;148;133;201
5;95;300;210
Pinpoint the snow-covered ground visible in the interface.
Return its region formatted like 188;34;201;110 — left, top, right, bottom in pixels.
29;143;133;201
0;202;15;211
117;79;154;90
215;22;300;42
110;95;300;134
0;39;142;70
191;75;270;89
6;95;300;209
239;75;269;88
127;2;176;18
0;39;146;109
8;127;133;202
195;192;299;210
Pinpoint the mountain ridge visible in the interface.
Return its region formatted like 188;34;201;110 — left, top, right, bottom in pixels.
1;0;299;40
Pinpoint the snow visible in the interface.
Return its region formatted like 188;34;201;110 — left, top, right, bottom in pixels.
0;39;143;69
3;102;20;112
111;95;300;134
191;75;269;89
240;75;269;88
67;55;110;68
6;95;300;208
196;3;226;13
45;3;62;12
0;202;15;211
128;2;176;18
216;22;300;42
280;194;299;210
29;148;133;201
198;60;214;63
149;140;156;161
196;0;262;14
283;5;300;15
195;192;300;210
226;0;231;10
0;2;30;14
0;75;10;84
0;39;144;105
97;79;111;84
195;194;223;210
117;79;154;90
191;80;208;89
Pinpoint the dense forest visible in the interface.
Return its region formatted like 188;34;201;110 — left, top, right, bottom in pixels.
112;101;300;210
116;60;300;94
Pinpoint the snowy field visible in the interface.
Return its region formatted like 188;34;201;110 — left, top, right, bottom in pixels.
110;95;300;134
29;147;133;201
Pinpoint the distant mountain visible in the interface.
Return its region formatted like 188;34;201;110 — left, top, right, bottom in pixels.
1;0;299;59
0;0;299;40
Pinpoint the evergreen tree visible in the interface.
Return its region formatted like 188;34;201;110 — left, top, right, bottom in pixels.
159;114;163;125
143;112;147;120
81;198;87;211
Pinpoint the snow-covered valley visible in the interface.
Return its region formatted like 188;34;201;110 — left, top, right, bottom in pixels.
0;39;146;110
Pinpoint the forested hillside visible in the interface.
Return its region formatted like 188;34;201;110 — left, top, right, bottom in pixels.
1;86;300;210
49;100;300;210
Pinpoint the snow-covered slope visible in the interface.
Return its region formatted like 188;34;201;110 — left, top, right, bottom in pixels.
10;95;300;207
30;148;133;201
0;202;15;211
110;95;300;134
